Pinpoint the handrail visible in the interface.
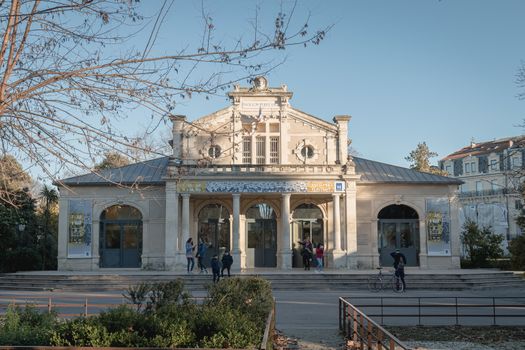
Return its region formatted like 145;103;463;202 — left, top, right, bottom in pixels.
259;300;275;350
346;296;525;326
339;297;413;350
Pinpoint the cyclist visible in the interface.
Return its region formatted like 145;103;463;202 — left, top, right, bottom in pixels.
390;249;407;291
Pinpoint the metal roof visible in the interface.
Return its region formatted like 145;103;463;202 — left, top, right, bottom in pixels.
59;156;461;187
353;157;462;185
59;156;169;186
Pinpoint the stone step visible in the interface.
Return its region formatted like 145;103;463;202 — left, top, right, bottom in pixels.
1;271;523;292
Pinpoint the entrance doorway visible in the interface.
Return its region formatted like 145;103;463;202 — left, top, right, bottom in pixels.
291;204;324;268
197;204;230;267
378;205;419;266
99;205;142;268
246;203;277;267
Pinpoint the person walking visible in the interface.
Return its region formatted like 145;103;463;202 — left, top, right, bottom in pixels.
221;250;233;277
185;237;195;273
298;238;313;270
197;238;208;274
211;254;221;283
315;243;324;273
390;249;407;290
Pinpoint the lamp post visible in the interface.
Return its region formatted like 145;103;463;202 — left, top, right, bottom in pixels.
17;224;26;240
37;226;45;271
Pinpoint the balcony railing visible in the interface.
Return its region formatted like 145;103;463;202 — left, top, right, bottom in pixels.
171;163;344;176
458;188;519;198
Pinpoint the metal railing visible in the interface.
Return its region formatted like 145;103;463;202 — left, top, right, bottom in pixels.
348;297;525;326
0;295;127;317
339;297;412;350
457;187;518;198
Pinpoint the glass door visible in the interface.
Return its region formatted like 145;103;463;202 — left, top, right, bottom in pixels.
247;219;276;267
379;220;419;266
292;219;324;268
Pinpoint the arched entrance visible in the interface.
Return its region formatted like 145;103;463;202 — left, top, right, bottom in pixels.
197;204;230;267
246;203;277;267
378;204;419;266
291;203;324;268
99;205;142;268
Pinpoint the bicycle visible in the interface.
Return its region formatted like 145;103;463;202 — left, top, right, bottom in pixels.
367;267;405;293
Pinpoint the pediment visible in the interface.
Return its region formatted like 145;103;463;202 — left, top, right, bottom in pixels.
190;107;233;133
287;108;338;134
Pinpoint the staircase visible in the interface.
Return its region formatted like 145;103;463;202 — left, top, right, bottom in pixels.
0;270;523;292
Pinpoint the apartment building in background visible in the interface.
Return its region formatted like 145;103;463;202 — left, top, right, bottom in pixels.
440;136;525;250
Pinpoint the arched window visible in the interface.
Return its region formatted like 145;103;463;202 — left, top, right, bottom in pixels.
198;204;230;264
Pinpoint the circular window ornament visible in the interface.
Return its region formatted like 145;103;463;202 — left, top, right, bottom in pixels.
208;145;221;159
301;145;315;159
294;140;319;162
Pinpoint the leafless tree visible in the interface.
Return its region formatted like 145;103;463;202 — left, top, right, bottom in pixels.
0;0;330;204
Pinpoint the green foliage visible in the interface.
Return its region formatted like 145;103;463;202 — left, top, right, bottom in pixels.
0;304;57;345
2;279;272;348
207;277;273;327
405;142;447;175
94;151;130;170
194;305;262;348
461;220;504;268
509;235;525;270
50;317;111;347
123;280;191;312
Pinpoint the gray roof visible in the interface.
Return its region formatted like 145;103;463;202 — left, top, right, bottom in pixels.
59;156;461;187
59;156;169;186
353;157;462;185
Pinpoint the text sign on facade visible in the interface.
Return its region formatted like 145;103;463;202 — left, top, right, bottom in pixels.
177;180;345;193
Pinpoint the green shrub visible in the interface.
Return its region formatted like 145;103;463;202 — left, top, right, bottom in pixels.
124;280;191;312
0;304;57;345
96;305;140;333
461;220;504;267
194;305;262;349
151;319;195;347
509;235;525;270
50;317;111;346
206;277;273;327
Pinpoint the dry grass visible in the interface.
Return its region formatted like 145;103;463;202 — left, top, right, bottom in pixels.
386;326;525;344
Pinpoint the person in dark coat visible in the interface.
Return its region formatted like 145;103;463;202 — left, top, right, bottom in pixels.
298;238;313;270
211;254;221;283
390;249;407;290
221;250;233;277
197;238;208;273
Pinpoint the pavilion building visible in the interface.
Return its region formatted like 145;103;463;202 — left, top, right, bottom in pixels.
57;77;462;271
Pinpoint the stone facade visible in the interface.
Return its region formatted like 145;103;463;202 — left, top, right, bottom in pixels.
58;77;462;271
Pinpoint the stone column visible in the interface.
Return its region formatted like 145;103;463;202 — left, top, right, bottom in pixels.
232;193;241;272
91;217;100;270
164;182;179;270
345;182;358;269
371;219;380;268
419;218;428;269
181;193;190;248
332;193;346;268
57;197;69;270
449;193;461;268
280;193;292;269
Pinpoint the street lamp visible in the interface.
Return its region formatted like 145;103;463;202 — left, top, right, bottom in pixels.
16;223;26;240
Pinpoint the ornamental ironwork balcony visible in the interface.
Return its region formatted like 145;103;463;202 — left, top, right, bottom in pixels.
457;188;519;198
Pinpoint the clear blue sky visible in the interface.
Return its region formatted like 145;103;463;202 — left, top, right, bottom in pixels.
128;0;525;168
